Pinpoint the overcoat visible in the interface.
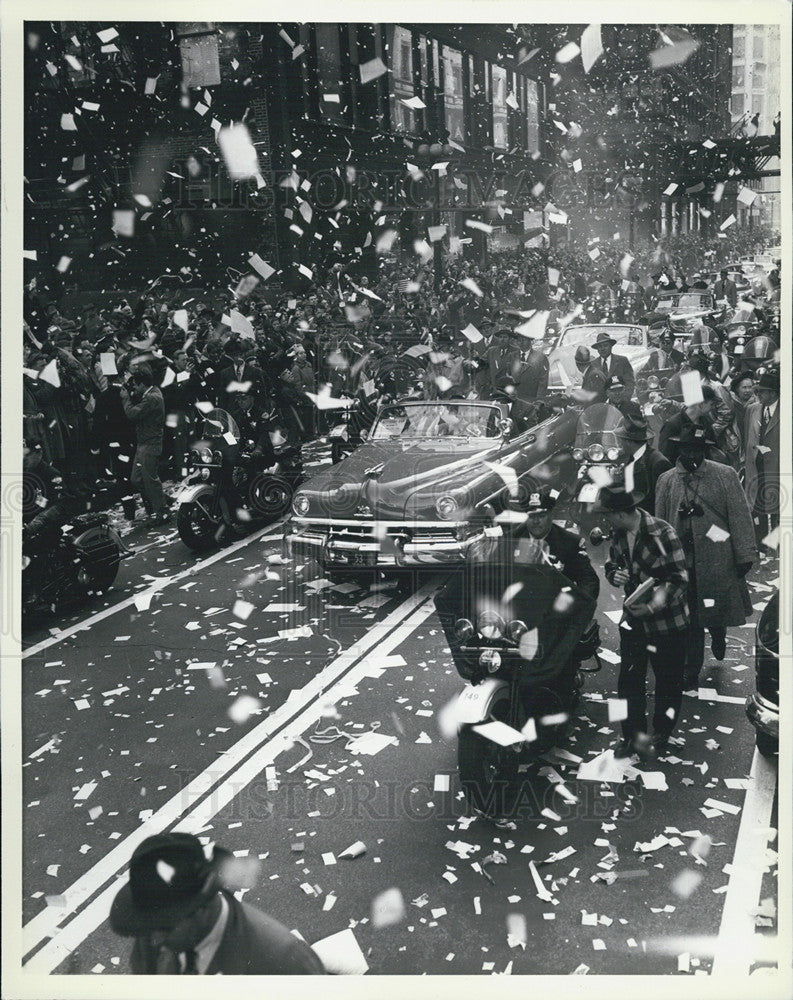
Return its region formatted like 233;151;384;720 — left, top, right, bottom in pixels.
655;459;755;627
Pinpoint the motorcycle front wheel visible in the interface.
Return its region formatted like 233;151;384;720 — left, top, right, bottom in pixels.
458;688;521;819
177;496;221;551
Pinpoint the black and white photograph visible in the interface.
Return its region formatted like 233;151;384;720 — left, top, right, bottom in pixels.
2;2;790;995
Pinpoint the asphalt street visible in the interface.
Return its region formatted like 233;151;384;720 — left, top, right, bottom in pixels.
20;459;780;978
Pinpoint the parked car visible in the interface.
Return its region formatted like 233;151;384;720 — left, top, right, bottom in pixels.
285;398;579;577
547;324;651;390
746;589;779;757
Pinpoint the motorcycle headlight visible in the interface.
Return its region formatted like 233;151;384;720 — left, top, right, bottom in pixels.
477;610;505;640
572;448;585;462
588;443;605;462
606;447;621;461
479;649;502;673
507;619;528;642
292;493;310;516
200;448;213;464
647;376;659;389
200;468;210;480
213;450;223;464
435;495;459;520
454;618;474;643
189;449;200;465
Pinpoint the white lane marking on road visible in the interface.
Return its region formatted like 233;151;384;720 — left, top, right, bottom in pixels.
711;747;778;976
21;578;440;964
26;592;441;974
21;522;283;659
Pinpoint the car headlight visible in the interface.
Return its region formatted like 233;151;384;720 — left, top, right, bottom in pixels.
435;495;459;520
479;649;502;673
572;448;585;462
454;618;474;643
507;619;528;642
477;610;505;640
606;447;621;461
588;443;605;461
292;493;310;516
200;448;213;464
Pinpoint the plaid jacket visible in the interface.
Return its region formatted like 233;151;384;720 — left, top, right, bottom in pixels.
605;511;690;636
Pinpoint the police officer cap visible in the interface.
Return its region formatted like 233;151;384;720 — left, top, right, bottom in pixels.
525;485;559;512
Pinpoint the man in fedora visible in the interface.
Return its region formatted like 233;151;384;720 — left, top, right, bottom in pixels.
596;486;690;758
655;422;755;690
619;416;672;515
591;331;636;401
110;832;325;974
744;368;780;544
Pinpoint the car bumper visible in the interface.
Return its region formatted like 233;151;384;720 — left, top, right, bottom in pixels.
285;520;491;568
745;691;779;740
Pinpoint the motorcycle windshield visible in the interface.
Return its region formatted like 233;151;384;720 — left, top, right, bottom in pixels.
199;409;241;442
575;403;626;449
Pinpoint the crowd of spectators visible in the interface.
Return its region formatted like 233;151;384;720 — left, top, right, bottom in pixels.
21;223;779;525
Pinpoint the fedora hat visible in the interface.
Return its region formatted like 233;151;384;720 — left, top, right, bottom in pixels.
593;486;644;513
594;331;617;347
109;833;225;935
668;421;714;447
620;417;652;442
757;369;780;393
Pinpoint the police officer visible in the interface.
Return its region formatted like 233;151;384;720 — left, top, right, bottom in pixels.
514;486;600;601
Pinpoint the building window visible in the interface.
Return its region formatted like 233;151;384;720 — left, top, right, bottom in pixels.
314;24;344;124
526;78;539;154
732;34;745;60
731;64;745;88
442;46;464;142
386;25;415;131
731;91;745;116
753;33;764;59
753;62;766;89
177;23;220;88
491;65;508;148
751;93;763;115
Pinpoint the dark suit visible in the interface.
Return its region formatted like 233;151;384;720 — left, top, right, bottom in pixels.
591;352;636;400
632;447;673;515
218;362;265;407
513;523;600;602
130;891;325;974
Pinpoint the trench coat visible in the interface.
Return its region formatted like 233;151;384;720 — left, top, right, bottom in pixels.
655;459;755;627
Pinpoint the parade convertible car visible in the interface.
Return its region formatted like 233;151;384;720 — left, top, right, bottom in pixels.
285;399;579;574
547;324;651;390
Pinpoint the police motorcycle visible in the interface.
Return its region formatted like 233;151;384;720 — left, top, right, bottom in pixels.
176;408;303;551
22;455;130;618
734;334;778;375
570;402;627;508
435;547;598;818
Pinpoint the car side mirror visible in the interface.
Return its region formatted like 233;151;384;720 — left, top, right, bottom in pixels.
499;418;513;437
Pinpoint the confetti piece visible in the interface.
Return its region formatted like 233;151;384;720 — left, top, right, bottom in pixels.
371;887;405;928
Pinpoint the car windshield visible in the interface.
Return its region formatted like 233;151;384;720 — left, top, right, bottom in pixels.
370;403;501;440
558;326;644;348
658;293;712;312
